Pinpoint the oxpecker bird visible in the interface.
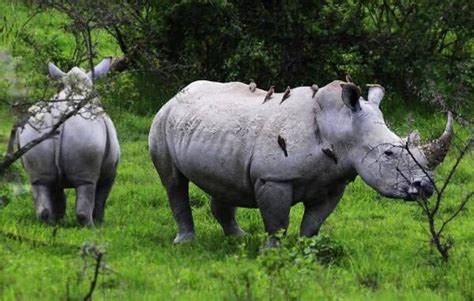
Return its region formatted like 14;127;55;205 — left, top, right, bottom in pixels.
249;79;257;92
280;86;291;104
311;84;319;98
345;74;353;83
322;145;338;164
277;135;288;157
263;86;274;104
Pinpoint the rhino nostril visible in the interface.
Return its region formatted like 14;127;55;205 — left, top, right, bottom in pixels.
408;186;418;195
411;178;423;188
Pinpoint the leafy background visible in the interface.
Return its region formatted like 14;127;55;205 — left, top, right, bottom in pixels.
0;1;472;300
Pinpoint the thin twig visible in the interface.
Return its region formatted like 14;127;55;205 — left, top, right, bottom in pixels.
83;251;103;301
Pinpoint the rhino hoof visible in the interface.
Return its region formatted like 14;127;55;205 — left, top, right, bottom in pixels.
262;237;280;249
76;213;92;226
38;209;50;223
225;227;246;237
173;232;196;244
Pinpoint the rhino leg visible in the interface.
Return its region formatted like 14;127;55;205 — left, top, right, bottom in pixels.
162;170;195;243
211;198;245;237
75;183;96;226
93;176;115;224
51;188;66;222
299;186;345;237
32;184;55;223
255;180;293;247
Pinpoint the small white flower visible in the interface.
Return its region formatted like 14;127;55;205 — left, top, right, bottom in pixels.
28;105;40;114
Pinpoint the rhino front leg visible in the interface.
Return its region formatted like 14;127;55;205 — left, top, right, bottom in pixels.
299;186;345;237
211;198;245;237
255;180;293;247
75;183;96;226
32;184;54;223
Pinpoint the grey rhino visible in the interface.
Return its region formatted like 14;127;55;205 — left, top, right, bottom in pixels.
149;80;452;244
18;58;120;225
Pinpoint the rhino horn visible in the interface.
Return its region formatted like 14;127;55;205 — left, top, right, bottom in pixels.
48;62;65;78
420;111;453;169
367;84;385;106
87;57;113;80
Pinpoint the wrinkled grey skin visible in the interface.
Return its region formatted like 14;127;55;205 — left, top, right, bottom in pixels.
18;59;120;226
149;80;441;244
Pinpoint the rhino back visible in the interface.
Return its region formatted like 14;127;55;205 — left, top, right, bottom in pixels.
20;101;115;186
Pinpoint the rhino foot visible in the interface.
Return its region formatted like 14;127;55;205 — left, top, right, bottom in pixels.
224;227;246;237
262;236;281;249
76;213;93;226
173;232;196;244
38;208;51;223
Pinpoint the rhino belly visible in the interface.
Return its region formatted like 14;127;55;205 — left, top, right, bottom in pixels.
171;122;257;207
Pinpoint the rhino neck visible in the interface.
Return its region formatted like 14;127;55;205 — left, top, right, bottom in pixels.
314;104;358;178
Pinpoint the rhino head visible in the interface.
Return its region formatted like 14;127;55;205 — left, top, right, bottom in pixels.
48;58;112;96
340;83;452;200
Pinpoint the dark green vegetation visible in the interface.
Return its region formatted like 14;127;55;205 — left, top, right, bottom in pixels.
0;1;473;300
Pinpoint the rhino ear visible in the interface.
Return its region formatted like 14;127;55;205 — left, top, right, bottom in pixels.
48;62;65;78
367;84;385;106
341;83;361;112
87;57;112;80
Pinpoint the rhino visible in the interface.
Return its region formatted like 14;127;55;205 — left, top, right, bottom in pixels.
149;80;452;244
18;58;120;225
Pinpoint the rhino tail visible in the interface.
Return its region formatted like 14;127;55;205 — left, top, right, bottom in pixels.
54;124;65;180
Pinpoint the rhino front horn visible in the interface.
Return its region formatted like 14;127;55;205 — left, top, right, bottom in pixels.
420;111;453;169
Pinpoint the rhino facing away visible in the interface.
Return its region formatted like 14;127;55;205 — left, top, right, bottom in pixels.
149;80;452;244
18;59;120;225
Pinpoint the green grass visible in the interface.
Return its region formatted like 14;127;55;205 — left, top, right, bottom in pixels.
1;2;473;300
1;102;473;300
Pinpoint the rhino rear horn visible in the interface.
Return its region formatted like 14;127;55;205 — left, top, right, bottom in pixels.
341;83;361;112
420;111;453;169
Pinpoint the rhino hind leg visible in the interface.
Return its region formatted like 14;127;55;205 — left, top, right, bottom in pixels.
211;198;245;237
255;181;293;247
162;169;195;243
93;176;115;224
75;183;96;226
32;184;55;224
51;188;66;222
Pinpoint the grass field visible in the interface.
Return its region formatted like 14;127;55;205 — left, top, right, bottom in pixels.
1;2;473;300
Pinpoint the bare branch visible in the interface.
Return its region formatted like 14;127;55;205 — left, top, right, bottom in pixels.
0;92;96;175
439;138;473;196
437;191;473;236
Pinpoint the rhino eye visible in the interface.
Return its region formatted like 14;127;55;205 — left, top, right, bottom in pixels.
384;150;394;156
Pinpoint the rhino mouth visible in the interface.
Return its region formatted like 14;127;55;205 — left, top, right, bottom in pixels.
378;181;434;201
403;181;434;201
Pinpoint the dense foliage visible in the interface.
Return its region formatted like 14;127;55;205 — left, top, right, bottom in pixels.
6;0;472;114
105;0;473;112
